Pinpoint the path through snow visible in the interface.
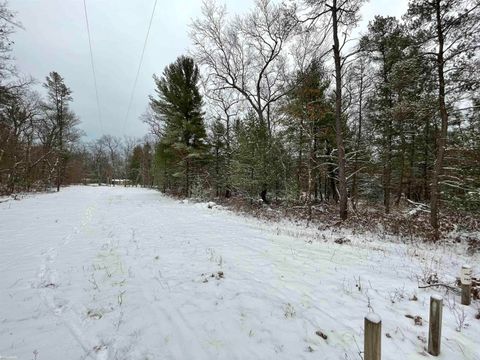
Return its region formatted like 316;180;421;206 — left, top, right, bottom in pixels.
0;186;478;359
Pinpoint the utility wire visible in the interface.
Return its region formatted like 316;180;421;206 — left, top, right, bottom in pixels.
83;0;104;135
122;0;158;135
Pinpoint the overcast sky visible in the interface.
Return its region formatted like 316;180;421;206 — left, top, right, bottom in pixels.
9;0;408;141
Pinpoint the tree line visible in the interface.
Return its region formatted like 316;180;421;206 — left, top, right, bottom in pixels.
0;3;154;193
1;0;479;239
0;2;84;193
145;0;479;239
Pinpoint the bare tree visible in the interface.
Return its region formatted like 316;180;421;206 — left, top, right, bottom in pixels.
345;55;372;211
0;86;41;192
303;0;366;220
142;107;163;140
98;135;122;185
0;1;20;84
191;0;296;132
203;85;242;197
191;0;298;201
88;139;109;185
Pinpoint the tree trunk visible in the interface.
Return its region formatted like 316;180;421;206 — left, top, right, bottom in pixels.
352;67;364;210
423;115;430;201
307;126;314;222
332;0;348;220
225;114;232;198
430;0;448;240
56;94;64;192
297;119;304;199
407;133;416;200
384;124;392;213
395;132;406;205
215;144;220;197
185;157;190;197
380;47;393;214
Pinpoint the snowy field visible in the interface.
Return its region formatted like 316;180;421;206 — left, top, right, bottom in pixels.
0;186;478;360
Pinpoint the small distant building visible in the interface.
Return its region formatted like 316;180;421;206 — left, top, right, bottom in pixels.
111;179;131;186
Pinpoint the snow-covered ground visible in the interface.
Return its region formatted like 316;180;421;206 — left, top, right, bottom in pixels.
0;186;478;360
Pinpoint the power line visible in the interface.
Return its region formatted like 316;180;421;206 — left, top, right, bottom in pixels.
122;0;158;135
83;0;104;135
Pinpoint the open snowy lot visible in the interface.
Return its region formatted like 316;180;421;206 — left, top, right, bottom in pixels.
0;186;478;360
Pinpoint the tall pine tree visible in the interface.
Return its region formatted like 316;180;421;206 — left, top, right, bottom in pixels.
407;0;480;238
150;56;208;196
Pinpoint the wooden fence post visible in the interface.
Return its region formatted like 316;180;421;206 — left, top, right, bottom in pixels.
461;265;472;306
428;295;443;356
364;313;381;360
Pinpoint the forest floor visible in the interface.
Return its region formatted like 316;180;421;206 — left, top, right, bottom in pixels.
216;196;480;246
0;185;479;360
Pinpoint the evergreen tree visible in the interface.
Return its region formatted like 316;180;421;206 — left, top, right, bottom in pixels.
42;71;79;192
283;59;334;218
128;145;143;185
150;56;208;196
360;16;410;213
443;98;480;212
407;0;480;238
141;142;153;187
209;118;228;197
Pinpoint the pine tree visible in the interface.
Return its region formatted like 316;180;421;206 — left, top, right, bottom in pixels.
128;145;143;185
361;16;411;213
150;56;208;196
230;112;269;202
209;118;228;197
407;0;480;238
284;59;334;218
42;71;78;192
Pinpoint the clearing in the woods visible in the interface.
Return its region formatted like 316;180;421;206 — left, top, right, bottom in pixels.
0;186;478;359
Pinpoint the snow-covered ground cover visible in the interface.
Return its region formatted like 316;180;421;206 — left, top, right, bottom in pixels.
0;186;478;360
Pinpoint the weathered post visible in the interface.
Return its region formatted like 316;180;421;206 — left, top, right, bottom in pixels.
461;265;472;306
364;313;381;360
428;295;443;356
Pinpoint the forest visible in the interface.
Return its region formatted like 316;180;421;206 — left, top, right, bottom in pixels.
1;0;479;240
